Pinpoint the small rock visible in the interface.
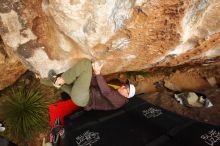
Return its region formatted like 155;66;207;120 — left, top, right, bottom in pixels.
207;77;217;87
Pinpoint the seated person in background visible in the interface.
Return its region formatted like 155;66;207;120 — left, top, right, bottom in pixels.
39;58;136;111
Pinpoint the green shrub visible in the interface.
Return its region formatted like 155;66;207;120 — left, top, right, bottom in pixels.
1;81;49;145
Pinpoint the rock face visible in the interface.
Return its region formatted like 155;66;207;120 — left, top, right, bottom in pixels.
0;0;220;79
0;37;26;90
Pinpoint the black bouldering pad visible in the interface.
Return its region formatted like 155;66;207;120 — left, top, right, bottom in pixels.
63;96;220;146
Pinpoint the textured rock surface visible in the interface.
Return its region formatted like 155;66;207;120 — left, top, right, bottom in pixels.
0;0;220;79
0;37;26;90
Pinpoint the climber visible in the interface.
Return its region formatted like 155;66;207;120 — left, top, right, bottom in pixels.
39;58;136;110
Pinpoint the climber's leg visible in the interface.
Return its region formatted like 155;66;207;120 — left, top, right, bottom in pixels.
61;59;92;106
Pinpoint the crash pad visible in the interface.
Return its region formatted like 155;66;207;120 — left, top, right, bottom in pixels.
63;96;220;146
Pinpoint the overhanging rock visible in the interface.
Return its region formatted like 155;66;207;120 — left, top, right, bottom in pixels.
0;0;220;78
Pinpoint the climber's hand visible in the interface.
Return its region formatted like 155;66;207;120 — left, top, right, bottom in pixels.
92;61;104;75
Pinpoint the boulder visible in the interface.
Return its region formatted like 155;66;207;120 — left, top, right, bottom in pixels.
0;0;219;81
